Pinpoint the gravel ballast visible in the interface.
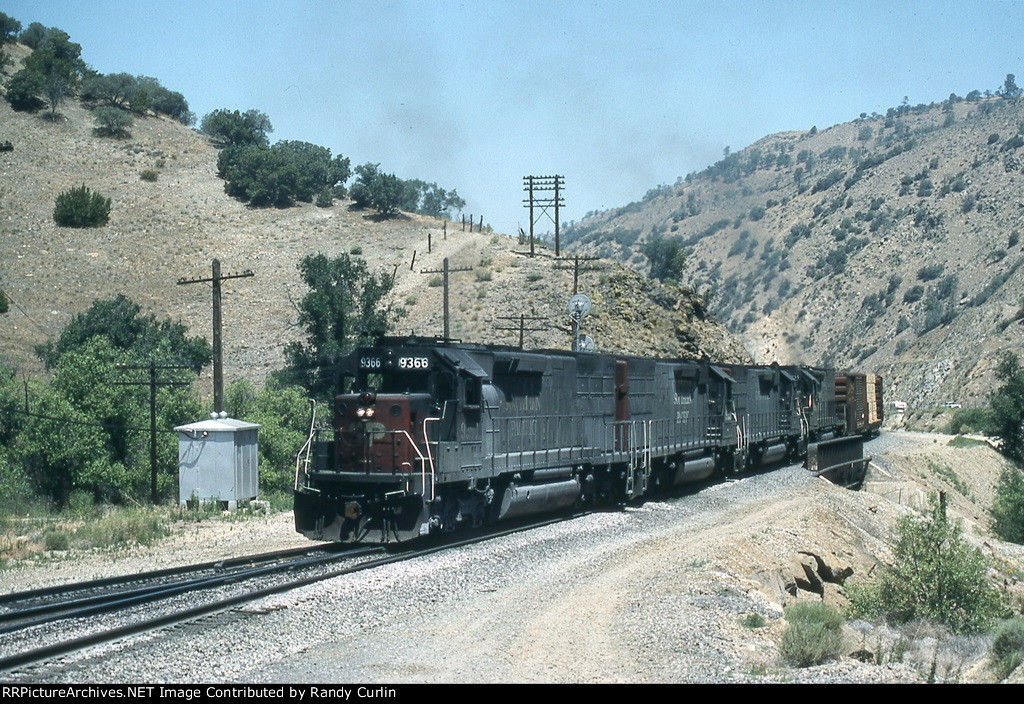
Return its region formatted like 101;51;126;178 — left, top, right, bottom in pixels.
5;431;1022;683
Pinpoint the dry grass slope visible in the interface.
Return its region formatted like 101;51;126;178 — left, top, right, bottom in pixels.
567;96;1024;409
0;46;745;394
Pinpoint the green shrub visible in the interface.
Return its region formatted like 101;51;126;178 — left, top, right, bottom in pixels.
644;235;686;282
140;169;158;182
0;453;37;514
848;496;1003;633
991;467;1024;544
0;12;21;43
349;162;403;215
216;141;350;208
223;379;322;494
779;602;844;667
812;169;846;194
43;530;70;551
1003;135;1024;151
991;353;1024;464
53;185;111;228
944;407;995;435
4;68;44;111
315;189;333;207
903;285;924;303
200;108;272;148
742;613;767;629
991;617;1024;680
93;106;133;137
917;263;945;281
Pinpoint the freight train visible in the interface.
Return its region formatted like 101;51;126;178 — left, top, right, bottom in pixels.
293;337;882;543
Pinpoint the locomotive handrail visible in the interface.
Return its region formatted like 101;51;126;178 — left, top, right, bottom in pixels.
645;420;653;489
294;400;319;491
645;412;722;454
488;412;592;471
422;416;440;502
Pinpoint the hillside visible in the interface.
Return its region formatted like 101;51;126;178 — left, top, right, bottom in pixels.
565;92;1024;408
0;45;747;392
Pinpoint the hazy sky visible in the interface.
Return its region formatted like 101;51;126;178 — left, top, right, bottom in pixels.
5;1;1024;236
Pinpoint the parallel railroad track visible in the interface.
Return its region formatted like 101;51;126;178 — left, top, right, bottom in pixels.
0;513;580;675
0;543;378;635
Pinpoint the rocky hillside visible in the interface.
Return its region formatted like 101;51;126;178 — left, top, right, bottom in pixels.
565;92;1024;408
0;43;746;393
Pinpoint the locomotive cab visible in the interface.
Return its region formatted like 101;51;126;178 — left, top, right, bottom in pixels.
296;344;461;542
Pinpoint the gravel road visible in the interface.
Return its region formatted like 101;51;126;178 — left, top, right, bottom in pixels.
6;434;929;683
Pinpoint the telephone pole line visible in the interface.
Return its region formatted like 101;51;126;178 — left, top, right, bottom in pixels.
496;313;548;349
522;175;565;256
555;254;604;295
420;257;472;340
177;259;254;413
115;361;192;504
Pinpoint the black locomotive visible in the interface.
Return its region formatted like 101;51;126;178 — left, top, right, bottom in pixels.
294;337;881;543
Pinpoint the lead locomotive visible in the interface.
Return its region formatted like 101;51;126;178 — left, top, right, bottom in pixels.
294;336;881;543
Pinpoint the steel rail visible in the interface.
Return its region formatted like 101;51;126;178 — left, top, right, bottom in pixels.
0;546;382;634
0;512;586;674
0;543;344;607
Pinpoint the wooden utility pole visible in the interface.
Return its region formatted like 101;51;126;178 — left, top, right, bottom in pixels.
523;175;565;256
526;176;535;255
555;254;604;295
496;313;547;349
177;259;254;413
420;257;472;340
115;361;191;504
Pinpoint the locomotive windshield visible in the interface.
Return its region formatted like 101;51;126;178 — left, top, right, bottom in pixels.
358;369;432;394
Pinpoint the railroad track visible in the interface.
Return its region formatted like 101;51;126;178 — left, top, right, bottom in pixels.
0;543;379;633
0;513;580;675
0;542;383;673
0;543;345;614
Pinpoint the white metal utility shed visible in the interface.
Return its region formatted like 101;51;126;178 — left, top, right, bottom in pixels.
174;414;261;508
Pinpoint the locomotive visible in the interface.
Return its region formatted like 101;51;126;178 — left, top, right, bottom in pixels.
293;336;882;543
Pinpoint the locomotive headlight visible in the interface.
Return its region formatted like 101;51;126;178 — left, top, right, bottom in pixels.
356;407;375;419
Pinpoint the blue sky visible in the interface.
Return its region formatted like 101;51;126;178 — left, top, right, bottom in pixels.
5;1;1024;236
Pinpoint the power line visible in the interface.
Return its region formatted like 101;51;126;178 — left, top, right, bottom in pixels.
3;293;51;337
116;361;193;503
177;259;255;414
420;257;472;340
495;313;548;349
2;407;179;434
554;255;605;295
523;174;565;256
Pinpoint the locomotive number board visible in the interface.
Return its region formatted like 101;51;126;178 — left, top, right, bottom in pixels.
359;355;431;371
